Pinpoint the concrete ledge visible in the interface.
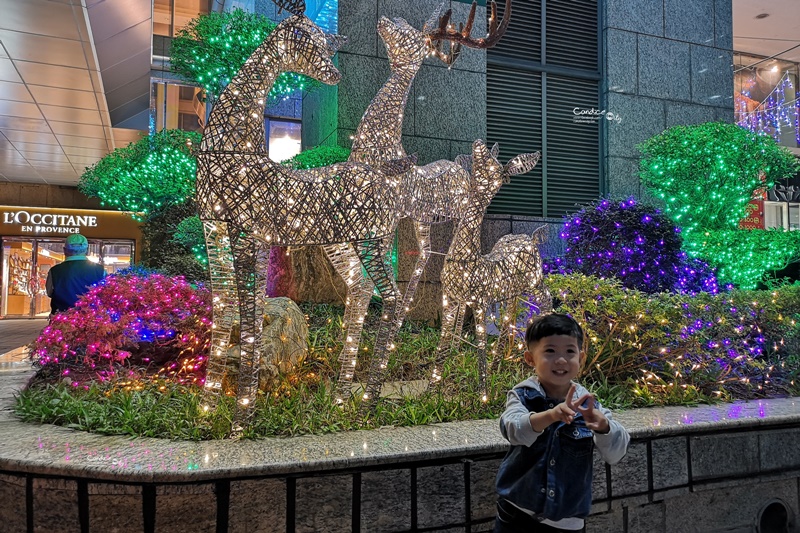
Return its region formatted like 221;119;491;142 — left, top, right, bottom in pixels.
2;367;800;532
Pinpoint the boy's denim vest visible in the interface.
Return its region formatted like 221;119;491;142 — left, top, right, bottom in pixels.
495;386;594;521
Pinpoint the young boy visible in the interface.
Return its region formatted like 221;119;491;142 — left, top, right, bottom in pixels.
494;313;630;532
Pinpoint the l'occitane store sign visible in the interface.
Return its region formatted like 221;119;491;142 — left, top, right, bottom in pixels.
0;206;141;240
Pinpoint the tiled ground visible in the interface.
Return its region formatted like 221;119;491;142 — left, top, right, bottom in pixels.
0;319;45;372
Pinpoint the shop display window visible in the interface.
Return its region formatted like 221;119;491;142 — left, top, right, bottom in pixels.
0;238;134;318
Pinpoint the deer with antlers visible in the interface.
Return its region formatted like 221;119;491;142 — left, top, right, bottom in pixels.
197;2;409;425
323;1;512;398
430;140;549;398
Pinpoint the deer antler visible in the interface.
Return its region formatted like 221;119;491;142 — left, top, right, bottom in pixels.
272;0;306;16
425;0;511;67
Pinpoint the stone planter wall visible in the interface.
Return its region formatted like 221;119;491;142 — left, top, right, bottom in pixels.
2;395;800;532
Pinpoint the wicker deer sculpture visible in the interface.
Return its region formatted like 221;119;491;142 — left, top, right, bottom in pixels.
324;2;512;399
196;3;404;425
431;140;549;398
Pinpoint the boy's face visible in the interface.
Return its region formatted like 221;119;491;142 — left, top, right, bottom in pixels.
524;334;583;392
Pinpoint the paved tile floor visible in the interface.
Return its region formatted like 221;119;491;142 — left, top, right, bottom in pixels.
0;319;46;371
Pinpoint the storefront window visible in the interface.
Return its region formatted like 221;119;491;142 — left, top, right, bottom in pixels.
0;238;134;318
266;118;302;162
152;82;206;132
735;53;800;149
153;0;212;37
764;201;800;231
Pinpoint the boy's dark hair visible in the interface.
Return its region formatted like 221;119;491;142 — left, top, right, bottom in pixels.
525;313;584;349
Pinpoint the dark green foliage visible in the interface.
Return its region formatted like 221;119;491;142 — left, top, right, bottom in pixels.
169;8;319;100
281;145;351;169
79;129;201;218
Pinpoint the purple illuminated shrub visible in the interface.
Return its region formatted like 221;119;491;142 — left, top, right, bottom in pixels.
31;271;212;385
548;198;718;294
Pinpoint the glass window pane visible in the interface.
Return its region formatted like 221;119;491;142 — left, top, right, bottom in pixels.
764;202;785;229
268;120;302;162
35;241;66;317
2;240;34;317
153;0;173;36
102;243;133;275
790;204;800;230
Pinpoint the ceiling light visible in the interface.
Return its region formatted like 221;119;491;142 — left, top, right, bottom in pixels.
771;65;779;72
755;13;770;19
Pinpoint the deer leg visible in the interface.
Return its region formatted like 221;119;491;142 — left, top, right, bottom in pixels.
474;302;489;402
229;232;270;430
398;221;431;319
201;220;239;412
491;298;519;372
324;243;374;402
356;238;400;411
431;293;463;387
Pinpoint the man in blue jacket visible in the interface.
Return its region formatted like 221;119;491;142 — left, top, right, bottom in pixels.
45;234;105;315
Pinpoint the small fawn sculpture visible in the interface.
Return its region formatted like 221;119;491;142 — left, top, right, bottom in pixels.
432;140;548;398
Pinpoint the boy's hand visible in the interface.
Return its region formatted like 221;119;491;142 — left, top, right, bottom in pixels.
549;403;576;425
566;383;611;434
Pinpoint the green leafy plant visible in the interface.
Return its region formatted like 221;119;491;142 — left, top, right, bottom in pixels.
683;228;800;289
172;215;208;266
638;122;800;288
281;145;351;169
638;122;798;234
169;8;319;100
79;129;201;219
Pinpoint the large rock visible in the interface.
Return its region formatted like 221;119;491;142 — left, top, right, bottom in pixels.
225;297;309;391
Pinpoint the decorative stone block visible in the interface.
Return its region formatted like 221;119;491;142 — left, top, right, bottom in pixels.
586;508;624;533
627;501;666;533
417;463;465;528
714;106;734;123
663;478;798;532
759;428;800;471
690;46;733;108
651;437;688;490
88;483;143;533
449;140;472;162
414;66;485;142
606;93;665;159
607;156;640;199
664;0;714;45
0;473;26;533
403;135;453;166
155;484;216;533
714;0;733;50
637;35;691;101
32;478;79;533
605;0;663;36
296;474;352;533
666;102;717;128
361;470;411;533
690;432;759;481
609;441;648;496
229;478;286;533
470;459;501;522
400;280;442;323
337;54;391;131
605;29;637;95
592;450;608;500
301;83;338;148
338;0;379;56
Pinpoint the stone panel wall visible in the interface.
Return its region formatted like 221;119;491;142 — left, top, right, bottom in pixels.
604;0;735;200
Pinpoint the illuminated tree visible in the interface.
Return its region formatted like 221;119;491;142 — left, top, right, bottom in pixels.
169;8;319;100
548;198;717;294
79;129;201;219
638;122;798;234
639;122;800;288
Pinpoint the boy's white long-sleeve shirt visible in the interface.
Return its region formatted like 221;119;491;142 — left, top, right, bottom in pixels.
500;376;630;464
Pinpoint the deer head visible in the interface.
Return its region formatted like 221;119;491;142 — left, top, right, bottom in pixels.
423;0;511;67
466;139;540;209
267;1;347;86
377;17;430;71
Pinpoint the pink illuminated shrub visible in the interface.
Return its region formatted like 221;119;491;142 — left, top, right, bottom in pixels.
32;272;212;385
